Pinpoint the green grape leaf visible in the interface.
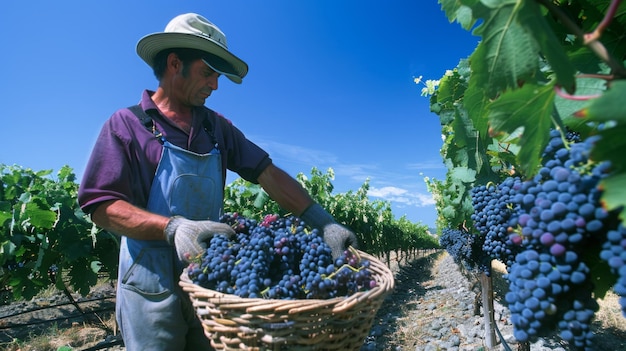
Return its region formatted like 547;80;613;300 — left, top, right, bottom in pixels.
0;209;11;228
61;239;93;262
518;1;576;93
0;240;17;265
583;243;614;300
22;200;57;229
599;174;626;225
439;0;479;30
593;124;626;173
441;205;457;221
90;260;102;273
450;166;477;183
463;77;491;156
470;0;540;99
556;75;608;121
68;259;98;296
585;82;626;174
253;189;270;209
578;80;626;122
435;66;468;111
468;0;575;100
487;82;555;177
450;97;497;180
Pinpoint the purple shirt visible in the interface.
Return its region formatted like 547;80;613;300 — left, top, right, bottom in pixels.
78;90;271;214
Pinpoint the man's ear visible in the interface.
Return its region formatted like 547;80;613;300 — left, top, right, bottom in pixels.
167;52;181;72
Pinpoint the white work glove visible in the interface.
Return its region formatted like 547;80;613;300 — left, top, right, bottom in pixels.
164;216;236;263
300;203;358;259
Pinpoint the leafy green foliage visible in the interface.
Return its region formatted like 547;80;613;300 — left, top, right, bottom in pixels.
430;0;626;227
426;60;505;230
0;165;118;301
223;178;281;219
488;82;556;176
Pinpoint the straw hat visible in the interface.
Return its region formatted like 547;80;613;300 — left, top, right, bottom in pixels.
136;13;248;83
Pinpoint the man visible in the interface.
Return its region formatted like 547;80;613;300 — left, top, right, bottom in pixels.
77;13;357;351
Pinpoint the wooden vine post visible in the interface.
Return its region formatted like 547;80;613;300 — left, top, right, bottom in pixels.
480;272;497;349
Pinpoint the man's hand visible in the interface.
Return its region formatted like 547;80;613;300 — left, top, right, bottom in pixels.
300;203;358;259
164;216;235;263
322;223;358;259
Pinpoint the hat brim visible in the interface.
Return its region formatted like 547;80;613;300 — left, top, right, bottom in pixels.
136;32;248;84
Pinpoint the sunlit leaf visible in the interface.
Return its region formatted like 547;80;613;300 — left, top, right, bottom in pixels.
450;166;477;183
439;0;479;30
488;82;556;177
24;201;57;229
471;0;541;98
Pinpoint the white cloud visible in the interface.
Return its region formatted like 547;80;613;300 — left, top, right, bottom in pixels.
368;186;407;197
368;186;435;207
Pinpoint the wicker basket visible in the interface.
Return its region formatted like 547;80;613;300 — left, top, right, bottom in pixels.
179;250;395;351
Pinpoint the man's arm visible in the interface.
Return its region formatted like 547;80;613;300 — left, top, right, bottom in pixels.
91;199;235;263
256;163;314;216
91;199;170;240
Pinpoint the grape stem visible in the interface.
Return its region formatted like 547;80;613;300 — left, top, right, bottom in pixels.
554;85;601;101
554;73;615;101
325;263;363;280
324;246;364;280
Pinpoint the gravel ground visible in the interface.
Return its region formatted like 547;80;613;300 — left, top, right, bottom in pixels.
364;251;626;351
1;251;625;350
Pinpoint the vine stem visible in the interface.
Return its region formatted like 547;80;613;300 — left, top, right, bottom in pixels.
554;73;614;101
584;0;623;43
536;0;626;78
554;85;601;101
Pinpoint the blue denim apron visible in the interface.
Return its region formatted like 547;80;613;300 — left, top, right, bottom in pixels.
116;140;222;351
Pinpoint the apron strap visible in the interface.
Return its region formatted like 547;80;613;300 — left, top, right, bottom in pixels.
128;104;163;141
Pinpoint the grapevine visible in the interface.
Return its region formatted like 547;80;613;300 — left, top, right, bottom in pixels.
0;165;119;301
431;0;626;349
440;128;622;349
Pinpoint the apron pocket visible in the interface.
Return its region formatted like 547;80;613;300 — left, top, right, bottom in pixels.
120;246;175;298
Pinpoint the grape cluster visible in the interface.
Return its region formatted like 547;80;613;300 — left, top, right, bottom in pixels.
187;213;376;300
502;130;613;350
505;249;598;348
470;177;523;269
455;128;621;350
439;228;490;274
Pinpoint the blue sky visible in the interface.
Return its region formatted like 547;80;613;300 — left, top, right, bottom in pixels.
1;1;479;228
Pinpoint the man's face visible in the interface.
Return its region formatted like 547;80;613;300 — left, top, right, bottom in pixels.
173;58;220;107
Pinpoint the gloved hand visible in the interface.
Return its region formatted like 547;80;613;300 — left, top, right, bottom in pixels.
300;203;358;259
164;216;236;263
321;223;359;259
